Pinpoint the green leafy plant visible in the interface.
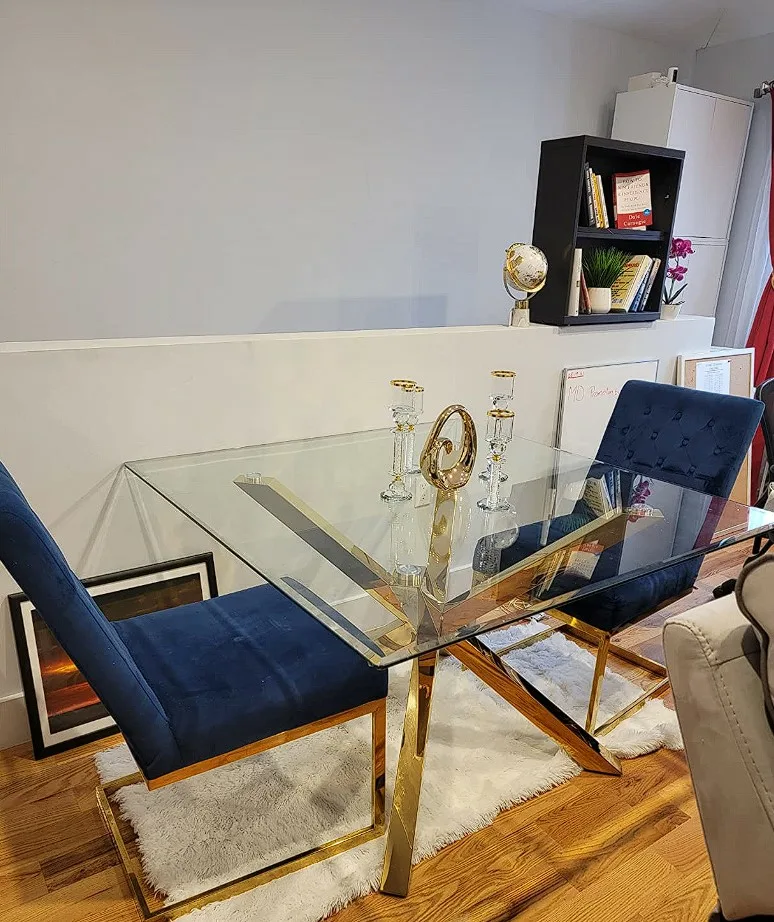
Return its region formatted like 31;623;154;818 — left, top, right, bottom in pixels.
582;247;629;289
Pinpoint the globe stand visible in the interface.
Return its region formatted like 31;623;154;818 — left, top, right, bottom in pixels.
508;298;531;327
502;243;547;328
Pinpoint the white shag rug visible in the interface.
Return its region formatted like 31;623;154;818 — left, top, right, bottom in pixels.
96;622;682;922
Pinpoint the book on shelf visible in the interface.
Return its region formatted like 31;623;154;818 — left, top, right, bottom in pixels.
611;255;653;311
582;471;618;518
628;270;650;313
612;170;653;230
581;165;614;229
567;248;582;316
591;171;605;227
584;163;598;227
636;257;661;312
596;174;610;228
583;163;595;226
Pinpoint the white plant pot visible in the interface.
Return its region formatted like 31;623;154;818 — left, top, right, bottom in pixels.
661;302;681;320
588;287;612;314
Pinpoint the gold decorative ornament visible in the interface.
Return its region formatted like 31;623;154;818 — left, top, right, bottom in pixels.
503;243;548;327
419;405;477;491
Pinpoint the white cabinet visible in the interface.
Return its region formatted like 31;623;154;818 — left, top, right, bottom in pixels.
612;85;752;318
676;240;727;318
668;90;752;239
667;89;715;237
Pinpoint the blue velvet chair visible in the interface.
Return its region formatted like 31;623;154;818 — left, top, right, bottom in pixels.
0;462;387;919
483;381;763;735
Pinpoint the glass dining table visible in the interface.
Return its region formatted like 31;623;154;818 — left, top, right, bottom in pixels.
125;424;774;897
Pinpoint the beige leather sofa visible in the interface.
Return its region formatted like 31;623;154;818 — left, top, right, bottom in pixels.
664;556;774;920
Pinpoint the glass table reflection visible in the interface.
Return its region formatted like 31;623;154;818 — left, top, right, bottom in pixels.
127;427;771;666
126;426;774;896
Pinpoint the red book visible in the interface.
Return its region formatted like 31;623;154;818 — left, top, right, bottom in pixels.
612;170;653;230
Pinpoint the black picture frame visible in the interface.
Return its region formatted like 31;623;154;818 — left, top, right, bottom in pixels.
9;552;218;760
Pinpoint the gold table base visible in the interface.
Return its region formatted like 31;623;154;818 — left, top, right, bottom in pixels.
380;650;438;896
379;634;622;897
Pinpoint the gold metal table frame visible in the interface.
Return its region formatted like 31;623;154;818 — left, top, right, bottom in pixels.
235;474;661;899
122;426;774;907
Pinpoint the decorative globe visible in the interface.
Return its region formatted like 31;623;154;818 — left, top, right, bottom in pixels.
504;243;548;295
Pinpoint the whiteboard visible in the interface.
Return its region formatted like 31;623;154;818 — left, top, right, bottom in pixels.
557;359;660;458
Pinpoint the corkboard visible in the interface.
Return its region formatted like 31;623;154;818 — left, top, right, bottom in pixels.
677;349;755;505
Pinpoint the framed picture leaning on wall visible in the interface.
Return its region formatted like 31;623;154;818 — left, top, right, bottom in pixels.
9;552;218;759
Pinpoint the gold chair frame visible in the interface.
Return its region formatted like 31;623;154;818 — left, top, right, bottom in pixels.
490;596;685;736
97;698;387;921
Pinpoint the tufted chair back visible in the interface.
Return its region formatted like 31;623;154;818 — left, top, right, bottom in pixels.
597;381;763;499
0;463;180;777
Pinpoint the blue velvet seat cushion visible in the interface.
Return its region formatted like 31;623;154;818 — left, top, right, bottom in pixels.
557;558;700;633
113;583;388;778
481;514;700;634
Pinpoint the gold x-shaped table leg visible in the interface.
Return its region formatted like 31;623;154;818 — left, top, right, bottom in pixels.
379;636;620;897
233;476;625;897
380;649;438;896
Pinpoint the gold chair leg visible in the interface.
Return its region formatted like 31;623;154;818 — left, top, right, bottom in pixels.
594;677;671;737
372;698;387;830
549;609;671;736
380;649;438;897
98;701;387;921
585;634;611;733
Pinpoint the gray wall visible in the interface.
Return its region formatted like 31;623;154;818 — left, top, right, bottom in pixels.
0;0;689;341
693;32;774;346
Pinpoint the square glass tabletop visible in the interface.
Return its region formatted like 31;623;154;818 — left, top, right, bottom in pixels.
126;427;774;667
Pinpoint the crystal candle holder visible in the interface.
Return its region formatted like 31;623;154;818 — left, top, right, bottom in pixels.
381;379;416;503
480;370;516;483
478;408;515;511
404;385;424;475
490;370;516;408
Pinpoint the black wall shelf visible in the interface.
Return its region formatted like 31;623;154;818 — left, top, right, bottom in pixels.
576;228;666;242
564;312;660;327
530;135;685;327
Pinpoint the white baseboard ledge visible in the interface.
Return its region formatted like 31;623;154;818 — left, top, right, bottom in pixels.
0;693;31;751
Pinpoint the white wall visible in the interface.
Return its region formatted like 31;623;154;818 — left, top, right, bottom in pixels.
0;0;690;341
692;33;774;346
0;319;713;747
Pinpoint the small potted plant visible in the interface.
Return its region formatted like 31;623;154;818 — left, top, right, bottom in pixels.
582;248;629;314
662;237;694;319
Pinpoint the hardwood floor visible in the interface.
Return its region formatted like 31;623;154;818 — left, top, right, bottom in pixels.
0;544;752;922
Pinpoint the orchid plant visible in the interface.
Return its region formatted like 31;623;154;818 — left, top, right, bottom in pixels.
663;237;694;305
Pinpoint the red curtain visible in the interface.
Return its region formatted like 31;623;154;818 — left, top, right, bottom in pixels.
746;94;774;498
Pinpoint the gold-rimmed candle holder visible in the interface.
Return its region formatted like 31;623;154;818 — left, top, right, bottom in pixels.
480;370;516;483
381;379;416;503
478;408;515;511
404;385;424;475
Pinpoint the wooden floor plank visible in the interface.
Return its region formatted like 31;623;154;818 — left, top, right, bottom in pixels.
4;866;136;922
524;848;682;922
0;859;49;906
0;542;753;922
